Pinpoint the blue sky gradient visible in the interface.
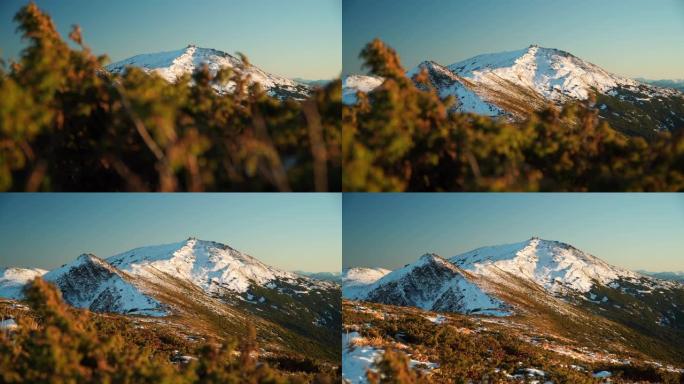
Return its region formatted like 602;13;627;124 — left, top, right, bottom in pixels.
343;193;684;272
343;0;684;79
0;0;341;79
0;193;342;272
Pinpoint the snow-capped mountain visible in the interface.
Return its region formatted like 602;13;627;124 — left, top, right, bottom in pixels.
638;79;684;93
0;239;340;361
450;237;640;294
342;267;391;299
407;60;504;116
345;238;682;321
0;267;47;299
43;254;165;316
107;237;330;297
448;45;667;102
342;74;384;104
343;253;508;315
344;45;684;135
106;45;311;99
639;270;684;283
343;239;684;378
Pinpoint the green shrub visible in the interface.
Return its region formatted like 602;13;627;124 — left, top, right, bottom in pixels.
343;39;684;192
0;3;341;192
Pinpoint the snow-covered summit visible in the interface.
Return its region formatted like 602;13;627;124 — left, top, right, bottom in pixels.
447;45;676;102
106;45;311;99
344;45;683;132
107;238;314;294
0;267;47;299
342;266;391;299
342;74;385;104
343;253;508;316
43;253;165;316
407;60;505;116
450;237;639;294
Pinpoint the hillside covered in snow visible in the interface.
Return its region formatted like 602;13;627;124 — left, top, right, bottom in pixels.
343;237;684;382
344;45;684;137
107;45;312;100
0;238;341;362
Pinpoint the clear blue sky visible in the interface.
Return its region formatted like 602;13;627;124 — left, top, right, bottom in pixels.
0;193;341;272
343;0;684;79
0;0;341;79
343;194;684;272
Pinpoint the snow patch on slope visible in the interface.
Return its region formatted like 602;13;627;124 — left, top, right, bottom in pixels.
343;75;384;104
44;254;165;316
342;267;391;299
342;331;381;384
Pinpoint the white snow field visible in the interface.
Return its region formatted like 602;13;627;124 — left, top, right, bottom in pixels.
450;237;640;294
106;45;311;99
107;238;322;295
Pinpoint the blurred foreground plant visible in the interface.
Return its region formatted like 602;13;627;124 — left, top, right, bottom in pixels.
0;2;340;192
0;278;334;383
343;39;684;192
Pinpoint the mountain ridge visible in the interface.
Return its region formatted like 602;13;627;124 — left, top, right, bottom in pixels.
106;45;312;99
0;238;341;362
343;237;684;371
344;45;684;137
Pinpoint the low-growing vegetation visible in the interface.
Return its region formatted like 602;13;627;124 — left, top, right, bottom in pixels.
0;278;339;383
343;39;684;192
0;3;341;192
343;300;684;383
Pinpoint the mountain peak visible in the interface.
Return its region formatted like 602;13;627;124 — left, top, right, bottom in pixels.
451;238;637;294
107;239;303;294
419;252;442;261
105;46;311;99
77;252;98;261
344;252;509;315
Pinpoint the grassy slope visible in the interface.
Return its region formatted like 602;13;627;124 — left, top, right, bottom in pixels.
472;271;684;366
121;270;341;367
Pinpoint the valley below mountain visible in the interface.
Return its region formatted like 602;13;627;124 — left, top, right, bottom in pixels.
342;238;684;383
344;45;684;139
0;238;341;376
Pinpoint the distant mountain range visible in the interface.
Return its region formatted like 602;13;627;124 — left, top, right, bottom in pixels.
344;45;684;138
639;270;684;283
637;79;684;93
106;45;312;100
0;238;340;361
344;237;684;368
296;271;342;283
